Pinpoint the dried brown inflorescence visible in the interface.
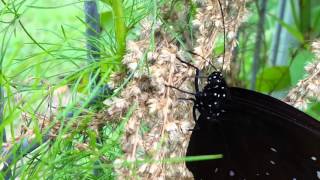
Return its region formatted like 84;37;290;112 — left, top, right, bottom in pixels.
284;40;320;109
193;0;247;72
108;20;194;179
106;0;247;179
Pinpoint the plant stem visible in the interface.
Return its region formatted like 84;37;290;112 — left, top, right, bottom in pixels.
84;0;101;63
250;0;268;90
112;0;127;57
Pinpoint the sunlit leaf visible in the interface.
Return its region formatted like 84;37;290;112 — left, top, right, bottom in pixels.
306;102;320;121
100;10;114;32
256;66;291;92
290;50;314;85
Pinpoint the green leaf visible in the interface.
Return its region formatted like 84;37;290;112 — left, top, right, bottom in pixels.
306;102;320;121
268;13;304;43
312;6;320;33
88;130;97;149
290;0;299;28
101;0;111;5
100;10;114;32
290;50;314;85
256;66;291;93
213;44;224;57
213;37;225;56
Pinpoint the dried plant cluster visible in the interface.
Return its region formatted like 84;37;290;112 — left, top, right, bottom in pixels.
107;19;195;179
192;0;247;72
285;40;320;109
106;0;248;179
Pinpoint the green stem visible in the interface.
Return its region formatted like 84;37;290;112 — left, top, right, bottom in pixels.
112;0;126;58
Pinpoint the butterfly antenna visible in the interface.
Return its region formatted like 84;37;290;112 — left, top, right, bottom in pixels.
217;0;226;72
188;51;218;71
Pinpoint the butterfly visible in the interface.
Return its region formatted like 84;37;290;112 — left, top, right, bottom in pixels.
169;56;320;179
164;0;320;178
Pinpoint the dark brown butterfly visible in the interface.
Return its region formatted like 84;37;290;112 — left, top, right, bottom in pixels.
165;0;320;178
173;58;320;179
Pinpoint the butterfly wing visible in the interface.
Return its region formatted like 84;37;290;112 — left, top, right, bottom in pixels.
186;87;320;180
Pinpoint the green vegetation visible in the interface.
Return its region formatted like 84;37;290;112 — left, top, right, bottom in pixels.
0;0;319;179
1;0;153;179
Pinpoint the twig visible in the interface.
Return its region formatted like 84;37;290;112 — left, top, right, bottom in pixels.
84;0;104;176
250;0;268;90
270;0;286;66
84;0;101;63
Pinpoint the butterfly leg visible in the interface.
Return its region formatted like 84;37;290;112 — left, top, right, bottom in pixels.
192;106;201;131
177;97;195;101
194;68;200;93
165;85;195;96
175;56;201;93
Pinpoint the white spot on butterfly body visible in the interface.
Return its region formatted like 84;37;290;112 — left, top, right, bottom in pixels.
208;104;212;107
214;168;219;173
292;178;297;180
317;171;320;179
265;172;270;176
311;156;317;161
214;102;218;105
270;147;277;152
270;160;276;165
229;170;235;176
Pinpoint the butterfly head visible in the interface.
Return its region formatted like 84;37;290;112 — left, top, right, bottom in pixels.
207;71;225;87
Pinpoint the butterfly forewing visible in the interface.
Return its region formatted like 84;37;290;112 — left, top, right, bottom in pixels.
186;86;320;179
